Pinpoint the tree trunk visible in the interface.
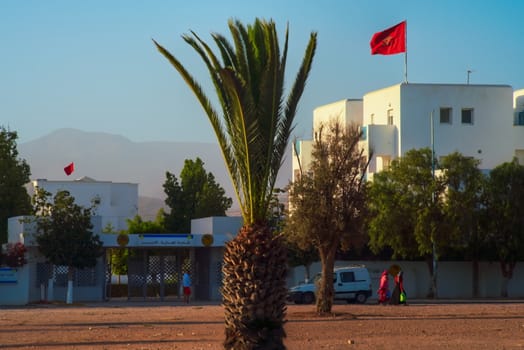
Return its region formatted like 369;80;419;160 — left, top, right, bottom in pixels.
425;256;437;298
500;261;516;298
316;246;336;314
66;266;74;304
304;264;311;284
222;223;288;350
47;263;54;302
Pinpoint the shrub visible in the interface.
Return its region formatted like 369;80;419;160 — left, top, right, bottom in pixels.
3;242;27;268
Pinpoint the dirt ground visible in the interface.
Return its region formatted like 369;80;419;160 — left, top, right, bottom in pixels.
1;300;523;350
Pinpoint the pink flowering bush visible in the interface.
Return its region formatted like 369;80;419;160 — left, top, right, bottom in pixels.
3;242;27;268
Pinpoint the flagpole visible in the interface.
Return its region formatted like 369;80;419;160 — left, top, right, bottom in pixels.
404;20;408;83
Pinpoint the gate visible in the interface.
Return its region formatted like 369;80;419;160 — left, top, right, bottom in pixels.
124;248;192;301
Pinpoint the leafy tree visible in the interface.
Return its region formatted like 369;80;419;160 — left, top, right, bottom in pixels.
484;158;524;297
284;240;318;284
102;223;128;284
163;158;232;232
33;189;103;304
270;187;319;284
367;148;447;297
268;188;286;233
0;127;32;243
440;152;486;297
126;212;166;233
154;18;316;349
286;121;369;313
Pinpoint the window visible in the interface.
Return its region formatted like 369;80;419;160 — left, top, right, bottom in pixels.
440;107;452;124
340;272;355;283
359;126;367;140
387;109;394;125
515;111;524;126
515;150;524;165
381;156;391;170
461;108;474;124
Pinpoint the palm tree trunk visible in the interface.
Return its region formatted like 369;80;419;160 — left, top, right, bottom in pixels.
222;223;288;350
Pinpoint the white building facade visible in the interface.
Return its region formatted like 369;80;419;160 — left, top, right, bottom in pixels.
3;177;243;305
363;83;523;177
292;99;363;182
28;177;139;233
294;83;524;178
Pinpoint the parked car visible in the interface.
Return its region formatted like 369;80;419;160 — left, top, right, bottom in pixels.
287;265;372;304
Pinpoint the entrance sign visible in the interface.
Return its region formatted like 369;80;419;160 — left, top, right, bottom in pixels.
137;234;195;246
0;267;17;283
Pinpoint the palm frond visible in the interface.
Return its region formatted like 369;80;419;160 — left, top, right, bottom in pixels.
154;19;317;224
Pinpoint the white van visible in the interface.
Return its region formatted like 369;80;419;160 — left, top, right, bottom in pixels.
287;265;372;304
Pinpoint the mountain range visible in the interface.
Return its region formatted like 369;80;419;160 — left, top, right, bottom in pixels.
18;128;292;219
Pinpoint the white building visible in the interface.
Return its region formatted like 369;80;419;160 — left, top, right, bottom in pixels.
28;177;139;233
292;99;363;181
293;83;524;177
3;177;243;305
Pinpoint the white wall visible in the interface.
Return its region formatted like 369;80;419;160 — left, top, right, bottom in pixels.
362;83;517;171
514;89;524;109
313;99;363;133
0;267;30;305
293;99;363;178
29;178;138;232
399;84;514;169
291;140;313;182
287;260;524;299
190;216;243;236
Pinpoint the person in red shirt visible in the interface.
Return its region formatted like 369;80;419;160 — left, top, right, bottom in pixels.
390;270;406;305
377;270;390;304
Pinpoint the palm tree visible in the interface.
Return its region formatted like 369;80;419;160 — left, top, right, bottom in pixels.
154;18;316;349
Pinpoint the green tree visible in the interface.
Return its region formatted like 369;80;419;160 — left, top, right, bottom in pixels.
440;152;486;297
104;211;167;286
33;189;103;304
126;212;166;233
154;18;316;349
102;223;128;284
484;158;524;297
367;148;447;297
0;127;32;243
163;158;232;232
270;187;319;286
286;122;369;313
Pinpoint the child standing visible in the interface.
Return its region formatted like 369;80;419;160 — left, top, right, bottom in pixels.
182;271;191;303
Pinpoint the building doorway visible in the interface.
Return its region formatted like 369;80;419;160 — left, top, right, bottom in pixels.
106;248;193;301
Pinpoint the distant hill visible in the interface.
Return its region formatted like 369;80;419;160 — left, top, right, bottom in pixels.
19;128;292;219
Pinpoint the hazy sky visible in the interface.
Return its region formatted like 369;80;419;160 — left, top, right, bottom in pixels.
2;0;524;144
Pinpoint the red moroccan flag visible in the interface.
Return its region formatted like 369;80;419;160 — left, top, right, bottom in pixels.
64;162;74;176
370;21;406;55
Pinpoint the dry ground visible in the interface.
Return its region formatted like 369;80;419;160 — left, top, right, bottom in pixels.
1;300;523;349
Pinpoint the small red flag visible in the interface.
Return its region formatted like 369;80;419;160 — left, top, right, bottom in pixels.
370;21;406;55
64;162;74;176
